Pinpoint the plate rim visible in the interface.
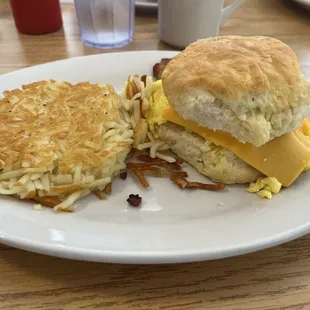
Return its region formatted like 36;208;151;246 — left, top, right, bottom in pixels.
1;221;309;264
0;50;178;81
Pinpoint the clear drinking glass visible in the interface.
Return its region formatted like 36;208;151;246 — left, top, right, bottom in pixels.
74;0;135;49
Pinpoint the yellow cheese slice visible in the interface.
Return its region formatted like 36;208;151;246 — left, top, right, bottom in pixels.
163;107;310;187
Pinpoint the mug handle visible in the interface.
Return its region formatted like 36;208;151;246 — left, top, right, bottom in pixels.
220;0;244;26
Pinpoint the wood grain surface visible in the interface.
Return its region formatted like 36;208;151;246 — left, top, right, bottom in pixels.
1;0;310;309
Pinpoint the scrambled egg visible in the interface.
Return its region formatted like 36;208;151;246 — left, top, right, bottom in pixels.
301;118;310;137
301;118;310;171
145;80;168;137
247;177;282;199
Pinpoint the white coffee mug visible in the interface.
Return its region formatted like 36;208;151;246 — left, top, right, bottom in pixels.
158;0;244;49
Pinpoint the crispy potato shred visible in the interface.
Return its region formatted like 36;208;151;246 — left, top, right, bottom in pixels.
127;155;225;192
120;75;176;164
93;191;107;200
0;80;134;212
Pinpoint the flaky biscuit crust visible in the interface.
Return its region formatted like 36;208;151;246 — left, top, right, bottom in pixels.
162;36;310;146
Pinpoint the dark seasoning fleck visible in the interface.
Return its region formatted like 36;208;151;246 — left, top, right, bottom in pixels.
127;194;142;207
120;172;127;180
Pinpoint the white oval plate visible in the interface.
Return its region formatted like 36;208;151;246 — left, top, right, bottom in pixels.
1;51;310;264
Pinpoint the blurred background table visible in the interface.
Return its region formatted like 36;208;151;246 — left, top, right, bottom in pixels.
1;0;310;309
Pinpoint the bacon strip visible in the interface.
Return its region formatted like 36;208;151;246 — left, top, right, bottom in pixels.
153;58;172;80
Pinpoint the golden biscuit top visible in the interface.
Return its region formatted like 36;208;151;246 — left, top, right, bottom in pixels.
162;36;308;111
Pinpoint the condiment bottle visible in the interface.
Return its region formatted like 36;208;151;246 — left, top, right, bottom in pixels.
10;0;63;35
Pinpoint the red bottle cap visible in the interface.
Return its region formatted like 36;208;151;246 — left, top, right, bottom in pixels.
10;0;63;35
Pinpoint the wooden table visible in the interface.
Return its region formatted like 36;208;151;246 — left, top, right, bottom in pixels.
1;0;310;309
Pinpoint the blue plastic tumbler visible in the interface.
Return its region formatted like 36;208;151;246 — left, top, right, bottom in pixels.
74;0;135;49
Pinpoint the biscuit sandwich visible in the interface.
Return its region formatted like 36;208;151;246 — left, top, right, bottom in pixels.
144;36;310;186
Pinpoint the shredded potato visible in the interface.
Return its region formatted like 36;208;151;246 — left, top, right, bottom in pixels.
120;75;176;164
0;80;134;211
